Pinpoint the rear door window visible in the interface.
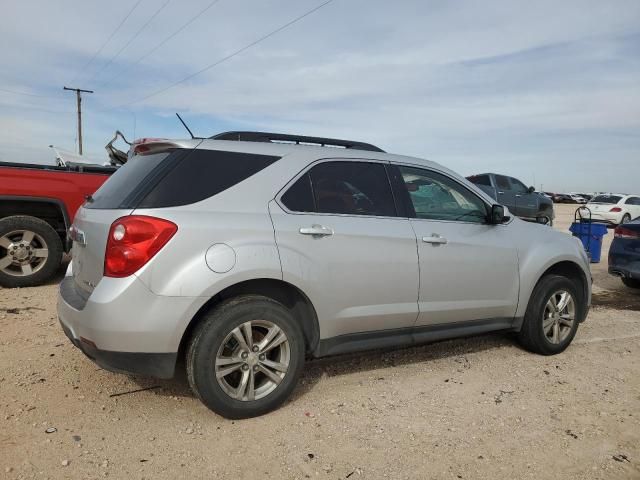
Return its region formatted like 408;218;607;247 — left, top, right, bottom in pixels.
591;195;622;204
309;162;396;217
281;173;315;213
509;177;529;194
495;175;511;191
280;161;397;217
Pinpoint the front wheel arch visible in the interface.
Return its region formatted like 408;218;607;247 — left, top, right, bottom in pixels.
532;261;589;323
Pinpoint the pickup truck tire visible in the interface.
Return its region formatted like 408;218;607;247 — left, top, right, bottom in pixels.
517;274;581;355
0;215;63;288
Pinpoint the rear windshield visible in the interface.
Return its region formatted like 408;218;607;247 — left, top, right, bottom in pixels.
86;148;280;209
590;195;621;204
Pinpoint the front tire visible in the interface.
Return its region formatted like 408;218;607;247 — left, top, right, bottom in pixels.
186;295;305;419
0;215;63;288
622;277;640;289
517;275;583;355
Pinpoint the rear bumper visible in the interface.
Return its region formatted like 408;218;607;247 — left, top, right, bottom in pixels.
589;212;622;225
57;274;203;379
59;319;177;378
608;251;640;280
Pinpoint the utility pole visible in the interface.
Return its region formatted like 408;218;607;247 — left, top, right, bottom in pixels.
63;86;93;155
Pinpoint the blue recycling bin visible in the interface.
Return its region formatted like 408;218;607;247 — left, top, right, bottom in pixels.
569;222;608;263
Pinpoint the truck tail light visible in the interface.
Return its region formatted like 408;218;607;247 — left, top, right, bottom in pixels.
104;216;177;278
609;207;622;212
614;226;640;239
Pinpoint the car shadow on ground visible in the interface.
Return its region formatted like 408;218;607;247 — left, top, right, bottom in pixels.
124;332;516;404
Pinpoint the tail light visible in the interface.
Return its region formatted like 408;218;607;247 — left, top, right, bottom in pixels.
610;207;622;212
131;138;180;156
104;215;177;277
614;226;640;239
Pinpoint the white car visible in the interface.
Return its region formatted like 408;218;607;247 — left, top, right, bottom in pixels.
568;194;587;204
586;194;640;225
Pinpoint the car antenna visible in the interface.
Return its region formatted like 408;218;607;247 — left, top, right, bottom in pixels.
175;113;200;139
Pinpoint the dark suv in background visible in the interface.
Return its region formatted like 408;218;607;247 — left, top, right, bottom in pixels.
467;173;555;225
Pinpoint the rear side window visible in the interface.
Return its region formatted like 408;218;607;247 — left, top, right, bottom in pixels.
625;197;640;205
468;174;491;187
281;161;396;217
495;175;511;190
591;195;622;204
138;150;279;208
87;149;280;209
509;177;529;193
87;151;173;209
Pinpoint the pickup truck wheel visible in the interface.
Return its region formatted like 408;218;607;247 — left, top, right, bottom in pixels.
186;295;305;419
517;274;582;355
0;215;63;288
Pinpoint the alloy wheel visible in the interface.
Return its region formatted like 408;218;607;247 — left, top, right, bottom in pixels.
0;230;49;277
542;290;576;344
214;320;290;401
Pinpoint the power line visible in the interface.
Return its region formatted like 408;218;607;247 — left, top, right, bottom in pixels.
98;0;223;88
108;0;335;110
67;0;144;84
0;100;74;114
86;0;172;84
0;87;57;98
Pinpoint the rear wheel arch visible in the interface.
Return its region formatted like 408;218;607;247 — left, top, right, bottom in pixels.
179;278;320;358
0;197;70;250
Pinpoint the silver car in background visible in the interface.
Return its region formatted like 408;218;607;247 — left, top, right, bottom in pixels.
58;131;591;418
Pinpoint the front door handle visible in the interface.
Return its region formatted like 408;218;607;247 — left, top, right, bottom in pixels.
422;234;448;245
299;225;334;237
497;191;505;195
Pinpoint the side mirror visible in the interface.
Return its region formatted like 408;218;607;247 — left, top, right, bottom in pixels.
490;204;508;224
528;186;535;194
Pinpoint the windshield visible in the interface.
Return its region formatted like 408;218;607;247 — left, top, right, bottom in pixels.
590;195;621;204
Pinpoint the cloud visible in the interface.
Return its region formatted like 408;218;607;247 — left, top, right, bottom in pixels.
1;0;639;193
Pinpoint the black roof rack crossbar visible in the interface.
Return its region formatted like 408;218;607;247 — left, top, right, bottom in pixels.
210;131;385;153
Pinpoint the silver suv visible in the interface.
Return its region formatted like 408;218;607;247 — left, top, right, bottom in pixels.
58;131;591;418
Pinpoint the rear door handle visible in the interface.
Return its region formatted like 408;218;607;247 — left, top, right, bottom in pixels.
422;234;448;245
299;225;333;237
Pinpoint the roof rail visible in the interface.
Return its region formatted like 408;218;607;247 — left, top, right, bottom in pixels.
210;131;385;153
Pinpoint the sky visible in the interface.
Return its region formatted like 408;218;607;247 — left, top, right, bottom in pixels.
0;0;639;193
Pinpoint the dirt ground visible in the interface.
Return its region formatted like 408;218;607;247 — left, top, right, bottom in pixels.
1;204;639;480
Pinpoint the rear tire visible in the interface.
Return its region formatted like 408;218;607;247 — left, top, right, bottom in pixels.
0;215;63;288
620;214;631;225
517;275;583;355
622;278;640;289
186;295;305;419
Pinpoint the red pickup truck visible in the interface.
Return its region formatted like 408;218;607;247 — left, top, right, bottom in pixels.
0;161;115;287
